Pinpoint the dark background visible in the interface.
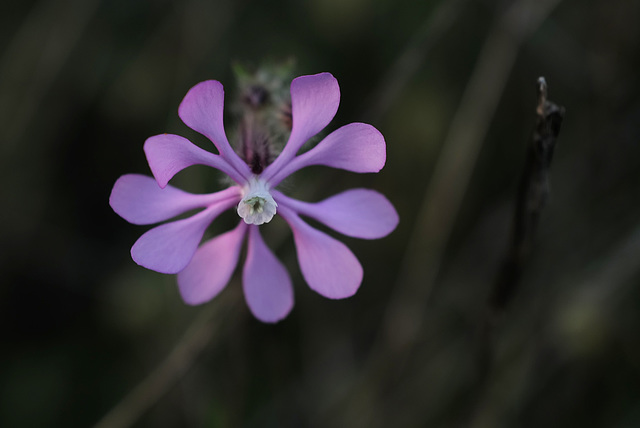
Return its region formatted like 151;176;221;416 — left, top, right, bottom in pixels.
2;0;640;427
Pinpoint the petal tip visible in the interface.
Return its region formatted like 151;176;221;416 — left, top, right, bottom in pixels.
130;246;186;275
251;303;294;323
178;79;224;120
177;279;213;306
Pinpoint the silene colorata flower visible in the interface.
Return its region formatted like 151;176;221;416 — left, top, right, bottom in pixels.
110;72;398;322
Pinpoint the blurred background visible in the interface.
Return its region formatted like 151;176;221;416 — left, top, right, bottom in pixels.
2;0;640;426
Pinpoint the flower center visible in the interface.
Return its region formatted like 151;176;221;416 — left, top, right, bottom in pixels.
237;177;277;225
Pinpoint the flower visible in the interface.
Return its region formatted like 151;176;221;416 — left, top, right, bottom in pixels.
109;72;398;323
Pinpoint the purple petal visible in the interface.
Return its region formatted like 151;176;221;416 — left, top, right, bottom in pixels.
177;80;251;179
130;197;238;274
274;189;398;239
267;123;386;186
242;226;294;323
110;174;241;225
278;205;363;299
144;133;247;187
262;73;340;182
177;222;247;305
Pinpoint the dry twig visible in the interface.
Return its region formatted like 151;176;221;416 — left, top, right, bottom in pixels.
470;77;564;427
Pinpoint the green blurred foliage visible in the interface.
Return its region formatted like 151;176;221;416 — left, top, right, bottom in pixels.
1;0;640;427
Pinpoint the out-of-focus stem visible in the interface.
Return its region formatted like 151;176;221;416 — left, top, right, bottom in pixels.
93;288;240;428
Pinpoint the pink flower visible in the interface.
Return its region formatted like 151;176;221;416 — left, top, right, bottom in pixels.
110;73;398;323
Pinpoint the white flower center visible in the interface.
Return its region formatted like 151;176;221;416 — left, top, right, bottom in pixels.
237;177;277;225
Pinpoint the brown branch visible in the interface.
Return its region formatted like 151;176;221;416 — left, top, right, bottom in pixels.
470;77;565;427
490;77;565;313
